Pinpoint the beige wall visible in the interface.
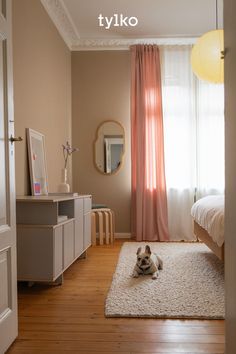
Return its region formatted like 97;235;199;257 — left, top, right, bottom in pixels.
12;0;72;195
72;51;131;233
225;0;236;352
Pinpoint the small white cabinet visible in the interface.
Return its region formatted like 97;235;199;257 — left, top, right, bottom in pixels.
16;195;91;283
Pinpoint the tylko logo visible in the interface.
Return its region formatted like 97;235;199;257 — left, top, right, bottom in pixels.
98;14;139;29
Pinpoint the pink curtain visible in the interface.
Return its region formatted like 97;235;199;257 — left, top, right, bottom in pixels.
131;44;169;241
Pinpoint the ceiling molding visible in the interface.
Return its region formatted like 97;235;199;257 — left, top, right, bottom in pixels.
71;37;197;51
41;0;80;49
41;0;197;51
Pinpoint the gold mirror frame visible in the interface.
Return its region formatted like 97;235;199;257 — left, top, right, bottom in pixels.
94;120;125;175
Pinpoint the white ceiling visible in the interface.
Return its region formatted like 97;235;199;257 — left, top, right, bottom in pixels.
41;0;223;50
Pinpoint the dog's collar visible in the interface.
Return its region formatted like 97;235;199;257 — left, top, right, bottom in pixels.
138;265;151;272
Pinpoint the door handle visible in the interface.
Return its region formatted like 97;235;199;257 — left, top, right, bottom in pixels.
9;135;23;144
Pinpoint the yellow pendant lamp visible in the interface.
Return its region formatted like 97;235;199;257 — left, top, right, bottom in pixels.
191;0;224;84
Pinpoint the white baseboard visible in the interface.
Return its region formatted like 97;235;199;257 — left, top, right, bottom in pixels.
114;233;131;239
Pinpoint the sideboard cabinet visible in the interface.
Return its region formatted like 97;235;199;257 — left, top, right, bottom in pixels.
16;195;91;283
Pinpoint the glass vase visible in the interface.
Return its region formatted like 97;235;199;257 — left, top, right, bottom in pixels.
58;168;70;193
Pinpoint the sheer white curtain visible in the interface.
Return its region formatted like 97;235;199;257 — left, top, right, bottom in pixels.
196;80;225;198
161;45;224;241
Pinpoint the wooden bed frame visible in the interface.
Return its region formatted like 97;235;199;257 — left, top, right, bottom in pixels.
193;221;224;261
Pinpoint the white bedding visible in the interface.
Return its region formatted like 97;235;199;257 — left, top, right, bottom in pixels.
191;195;224;247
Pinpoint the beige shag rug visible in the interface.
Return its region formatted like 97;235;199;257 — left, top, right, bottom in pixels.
105;242;225;319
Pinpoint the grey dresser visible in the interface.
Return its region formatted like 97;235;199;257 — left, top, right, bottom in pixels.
16;195;91;284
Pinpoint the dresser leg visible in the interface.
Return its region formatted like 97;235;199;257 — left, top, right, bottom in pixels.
54;274;64;285
79;250;87;259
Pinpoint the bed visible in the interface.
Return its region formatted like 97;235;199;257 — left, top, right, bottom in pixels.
191;195;224;261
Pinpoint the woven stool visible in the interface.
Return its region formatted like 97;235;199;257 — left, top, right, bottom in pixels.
91;208;115;245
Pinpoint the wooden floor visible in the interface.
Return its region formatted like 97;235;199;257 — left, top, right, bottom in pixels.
8;240;225;354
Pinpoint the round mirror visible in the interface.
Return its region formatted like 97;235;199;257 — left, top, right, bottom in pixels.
94;120;125;175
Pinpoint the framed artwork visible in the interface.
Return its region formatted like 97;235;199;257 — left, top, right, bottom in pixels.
26;128;48;196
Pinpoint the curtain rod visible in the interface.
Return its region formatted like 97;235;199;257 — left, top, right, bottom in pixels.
71;37;197;51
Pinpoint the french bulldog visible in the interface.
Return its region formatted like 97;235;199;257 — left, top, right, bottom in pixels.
132;245;163;280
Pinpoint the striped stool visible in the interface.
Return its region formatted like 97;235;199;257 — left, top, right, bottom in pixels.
91;208;115;245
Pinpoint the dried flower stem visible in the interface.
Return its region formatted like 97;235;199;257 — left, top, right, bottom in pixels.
62;141;79;169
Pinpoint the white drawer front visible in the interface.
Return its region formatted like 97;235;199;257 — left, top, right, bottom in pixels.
63;221;74;269
84;197;91;214
84;212;91;250
53;226;63;278
74;220;83;258
74;198;83;220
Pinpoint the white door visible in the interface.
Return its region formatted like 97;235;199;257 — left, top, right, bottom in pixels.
0;0;18;352
225;0;236;351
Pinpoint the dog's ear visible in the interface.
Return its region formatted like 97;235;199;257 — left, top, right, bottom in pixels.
136;247;142;255
145;245;151;254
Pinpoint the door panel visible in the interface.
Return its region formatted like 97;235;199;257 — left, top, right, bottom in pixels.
0;40;7;228
0;249;10;317
0;0;18;352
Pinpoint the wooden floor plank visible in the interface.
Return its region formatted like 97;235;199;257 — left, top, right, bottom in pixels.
16;331;225;344
7;240;225;354
7;339;225;353
18;316;224;327
18;323;225;335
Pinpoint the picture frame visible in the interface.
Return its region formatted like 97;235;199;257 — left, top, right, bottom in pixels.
26;128;48;196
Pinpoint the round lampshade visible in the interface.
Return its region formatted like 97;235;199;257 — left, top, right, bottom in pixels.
191;29;224;84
